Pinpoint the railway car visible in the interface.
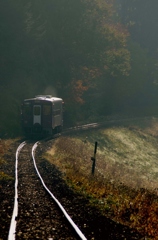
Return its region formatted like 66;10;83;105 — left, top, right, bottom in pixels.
21;95;64;137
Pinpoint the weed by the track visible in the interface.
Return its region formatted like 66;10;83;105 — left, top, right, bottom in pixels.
0;139;15;182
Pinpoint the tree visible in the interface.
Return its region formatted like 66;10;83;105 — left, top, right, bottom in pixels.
0;0;131;135
115;0;158;115
21;0;131;121
117;0;158;58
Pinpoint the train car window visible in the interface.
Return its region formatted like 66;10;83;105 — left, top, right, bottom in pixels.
34;106;41;116
53;101;62;115
43;105;51;115
54;109;61;115
23;104;32;115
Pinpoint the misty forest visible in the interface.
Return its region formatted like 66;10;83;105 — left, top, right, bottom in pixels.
1;0;158;137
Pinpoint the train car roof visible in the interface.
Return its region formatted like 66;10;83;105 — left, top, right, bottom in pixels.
24;95;63;102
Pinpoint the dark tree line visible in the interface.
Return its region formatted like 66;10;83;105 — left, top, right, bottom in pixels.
0;0;158;137
116;0;158;114
118;0;158;57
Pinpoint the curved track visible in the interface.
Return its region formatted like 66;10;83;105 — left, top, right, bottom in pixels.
8;141;87;240
32;142;87;240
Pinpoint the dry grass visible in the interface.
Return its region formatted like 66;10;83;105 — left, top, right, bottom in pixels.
0;139;15;181
45;118;158;238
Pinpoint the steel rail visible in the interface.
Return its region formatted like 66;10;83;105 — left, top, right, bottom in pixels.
32;141;87;240
8;141;26;240
63;116;155;134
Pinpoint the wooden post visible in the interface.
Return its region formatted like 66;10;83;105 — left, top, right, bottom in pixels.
91;141;98;175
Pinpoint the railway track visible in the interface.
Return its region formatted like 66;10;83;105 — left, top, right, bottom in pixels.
0;119;146;239
8;141;87;240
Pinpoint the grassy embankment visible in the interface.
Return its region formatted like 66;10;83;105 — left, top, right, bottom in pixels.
0;139;14;182
45;118;158;238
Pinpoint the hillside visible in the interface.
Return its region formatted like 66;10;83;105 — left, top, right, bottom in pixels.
45;117;158;238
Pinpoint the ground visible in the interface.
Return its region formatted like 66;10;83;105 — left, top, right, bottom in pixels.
1;117;158;239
